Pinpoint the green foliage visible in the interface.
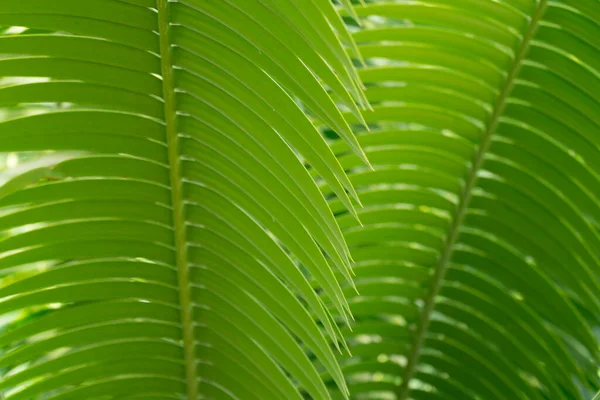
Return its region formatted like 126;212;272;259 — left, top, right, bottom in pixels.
0;1;366;399
322;0;600;399
1;1;600;400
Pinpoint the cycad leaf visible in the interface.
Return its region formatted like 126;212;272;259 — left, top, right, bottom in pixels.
0;1;365;399
324;0;600;399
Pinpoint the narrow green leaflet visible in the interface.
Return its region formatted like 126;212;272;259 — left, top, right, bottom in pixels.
0;153;82;200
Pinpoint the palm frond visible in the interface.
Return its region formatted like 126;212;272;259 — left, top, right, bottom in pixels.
0;1;365;399
323;0;600;399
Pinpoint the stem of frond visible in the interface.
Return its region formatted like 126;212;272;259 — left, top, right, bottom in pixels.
157;1;198;398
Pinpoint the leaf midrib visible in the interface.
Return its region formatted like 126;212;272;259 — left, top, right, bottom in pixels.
396;2;549;398
157;1;198;399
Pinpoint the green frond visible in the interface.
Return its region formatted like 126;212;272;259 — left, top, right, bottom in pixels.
323;0;600;399
0;1;365;399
